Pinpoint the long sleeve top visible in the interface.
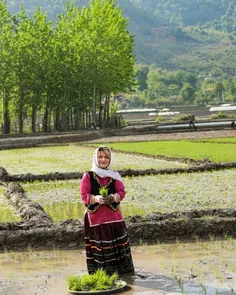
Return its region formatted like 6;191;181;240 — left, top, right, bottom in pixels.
80;172;125;226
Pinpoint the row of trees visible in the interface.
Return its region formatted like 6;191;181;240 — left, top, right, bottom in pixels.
128;67;236;109
5;0;236;76
0;0;135;134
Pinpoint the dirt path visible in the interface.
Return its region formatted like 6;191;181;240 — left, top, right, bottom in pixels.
88;129;236;143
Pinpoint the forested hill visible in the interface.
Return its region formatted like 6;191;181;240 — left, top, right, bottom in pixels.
5;0;236;76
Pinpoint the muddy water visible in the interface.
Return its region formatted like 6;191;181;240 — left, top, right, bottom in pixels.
0;239;235;295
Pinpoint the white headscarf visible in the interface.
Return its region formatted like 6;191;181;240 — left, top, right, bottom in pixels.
91;146;123;183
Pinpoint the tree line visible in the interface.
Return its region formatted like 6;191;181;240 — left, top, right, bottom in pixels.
128;67;236;109
5;0;236;76
0;0;135;134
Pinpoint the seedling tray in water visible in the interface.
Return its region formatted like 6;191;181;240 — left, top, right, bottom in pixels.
68;280;127;294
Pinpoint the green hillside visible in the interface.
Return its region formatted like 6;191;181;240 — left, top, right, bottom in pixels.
5;0;236;76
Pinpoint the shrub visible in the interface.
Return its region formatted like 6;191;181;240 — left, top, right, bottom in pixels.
210;112;234;119
174;113;190;122
155;115;163;123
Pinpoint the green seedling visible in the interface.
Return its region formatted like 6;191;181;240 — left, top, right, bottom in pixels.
67;269;119;291
99;187;108;198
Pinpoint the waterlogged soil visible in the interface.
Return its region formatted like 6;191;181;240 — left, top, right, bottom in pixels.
1;240;236;295
0;129;236;295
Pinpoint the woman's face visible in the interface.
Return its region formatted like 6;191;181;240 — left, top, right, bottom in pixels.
97;150;110;169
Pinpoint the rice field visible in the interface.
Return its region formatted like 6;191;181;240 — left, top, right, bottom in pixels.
1;168;235;222
0;144;186;222
0;137;235;223
0;136;236;295
0;145;187;175
97;141;236;162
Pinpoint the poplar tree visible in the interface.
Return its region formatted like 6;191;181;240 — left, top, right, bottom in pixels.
0;0;14;133
84;0;135;127
0;0;135;133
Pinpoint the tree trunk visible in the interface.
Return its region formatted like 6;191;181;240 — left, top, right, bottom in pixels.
104;94;110;127
18;111;24;134
54;109;62;131
43;106;49;132
18;87;24;133
31;105;36;133
3;90;10;134
74;107;81;130
98;90;103;128
92;77;96;127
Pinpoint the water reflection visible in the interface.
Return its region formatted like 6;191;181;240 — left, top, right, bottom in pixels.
0;241;235;295
122;271;234;295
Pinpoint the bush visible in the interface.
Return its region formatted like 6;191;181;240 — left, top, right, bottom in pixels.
155;115;163;123
210;112;234;119
174;113;190;122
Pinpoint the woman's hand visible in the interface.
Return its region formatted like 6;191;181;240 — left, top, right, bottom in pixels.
108;193;120;203
90;195;105;204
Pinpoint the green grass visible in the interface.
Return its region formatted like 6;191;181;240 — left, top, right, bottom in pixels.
194;137;236;143
100;140;236;162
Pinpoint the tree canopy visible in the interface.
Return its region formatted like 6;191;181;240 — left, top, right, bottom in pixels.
0;0;135;133
5;0;236;75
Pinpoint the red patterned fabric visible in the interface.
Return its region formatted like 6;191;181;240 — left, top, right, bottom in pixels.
80;172;125;226
84;212;134;275
80;171;134;274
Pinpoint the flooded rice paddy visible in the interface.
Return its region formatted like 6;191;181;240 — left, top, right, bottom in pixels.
0;239;235;295
0;169;236;222
0;145;187;175
1;168;236;294
1;140;236;294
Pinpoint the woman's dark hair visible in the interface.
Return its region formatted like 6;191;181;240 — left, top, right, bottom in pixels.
98;146;110;153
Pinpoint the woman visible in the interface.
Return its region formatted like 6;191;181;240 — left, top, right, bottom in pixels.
80;146;134;275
